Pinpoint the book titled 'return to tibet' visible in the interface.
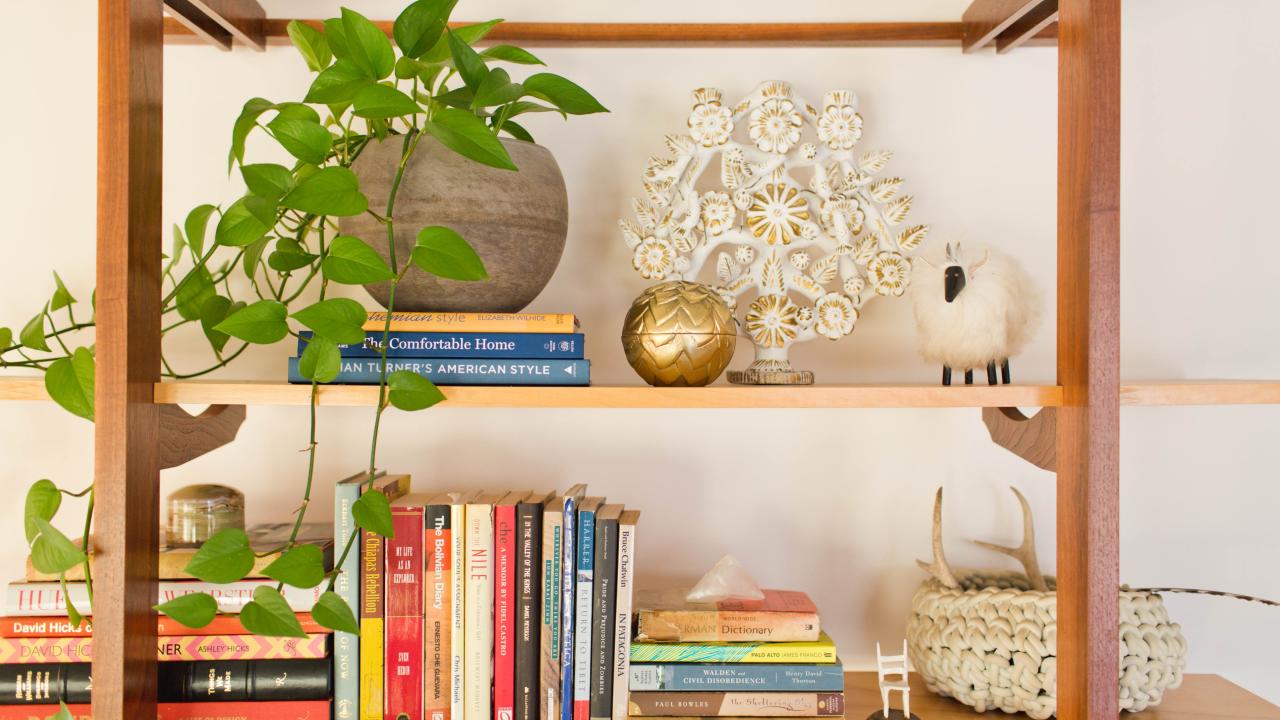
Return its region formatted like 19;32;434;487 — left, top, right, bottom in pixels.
633;589;820;643
626;691;844;717
363;312;579;334
287;357;590;386
300;331;585;359
628;633;838;665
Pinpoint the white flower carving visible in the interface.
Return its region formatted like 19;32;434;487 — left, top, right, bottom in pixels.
688;88;733;148
814;292;858;339
745;294;801;348
633;236;675;280
748;98;802;154
699;192;736;236
869;251;911;296
746;183;810;246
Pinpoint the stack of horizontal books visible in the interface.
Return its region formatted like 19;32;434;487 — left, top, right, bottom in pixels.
335;476;641;720
1;524;336;719
290;311;589;386
626;590;844;718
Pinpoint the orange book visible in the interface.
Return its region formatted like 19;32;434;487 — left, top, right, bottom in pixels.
633;589;819;643
363;312;578;334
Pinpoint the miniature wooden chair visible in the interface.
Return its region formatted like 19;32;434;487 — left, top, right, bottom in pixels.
876;640;911;719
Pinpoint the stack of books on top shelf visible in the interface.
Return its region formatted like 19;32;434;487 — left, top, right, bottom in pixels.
1;524;336;720
334;474;642;720
626;590;843;718
290;311;589;387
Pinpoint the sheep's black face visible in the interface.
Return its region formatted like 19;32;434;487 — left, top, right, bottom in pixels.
944;266;967;303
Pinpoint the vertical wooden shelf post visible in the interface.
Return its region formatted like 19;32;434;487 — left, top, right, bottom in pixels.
95;0;164;717
1056;0;1120;718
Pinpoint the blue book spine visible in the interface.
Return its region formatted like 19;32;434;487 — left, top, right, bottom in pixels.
299;331;585;359
559;496;578;720
288;357;590;386
572;505;597;713
627;662;846;692
333;480;361;720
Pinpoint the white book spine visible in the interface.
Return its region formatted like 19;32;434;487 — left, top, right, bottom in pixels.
464;503;495;720
450;502;468;720
610;516;638;720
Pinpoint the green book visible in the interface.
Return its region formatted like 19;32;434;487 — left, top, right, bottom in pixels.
629;632;838;664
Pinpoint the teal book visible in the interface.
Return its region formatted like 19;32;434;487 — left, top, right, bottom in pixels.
287;357;590;386
332;471;371;720
628;661;845;692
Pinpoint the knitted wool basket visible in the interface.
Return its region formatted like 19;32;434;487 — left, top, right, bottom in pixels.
906;572;1187;719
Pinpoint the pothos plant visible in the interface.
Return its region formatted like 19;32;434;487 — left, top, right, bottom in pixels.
7;0;604;644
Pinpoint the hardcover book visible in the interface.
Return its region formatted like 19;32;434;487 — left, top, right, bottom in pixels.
361;476;412;720
334;471;389;720
301;331;585;360
572;497;605;720
449;492;476;720
589;505;622;720
628;662;845;692
0;613;328;639
628;633;838;665
424;495;455;720
610;510;640;720
5;581;322;616
363;312;579;334
633;589;820;643
494;492;528;720
557;487;588;720
287;357;590;387
0;659;332;705
514;492;549;720
541;485;585;720
25;523;333;582
626;692;844;717
464;492;504;720
0;634;328;663
386;494;431;720
0;701;331;720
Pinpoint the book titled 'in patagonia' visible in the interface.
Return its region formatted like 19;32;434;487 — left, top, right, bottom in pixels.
287;358;590;386
299;331;585;359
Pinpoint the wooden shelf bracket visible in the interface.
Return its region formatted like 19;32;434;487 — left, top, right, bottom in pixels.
983;406;1057;471
163;0;265;50
158;404;246;469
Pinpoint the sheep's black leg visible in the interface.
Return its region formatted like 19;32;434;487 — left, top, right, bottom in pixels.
1001;359;1011;385
942;366;952;386
964;369;974;385
986;362;998;385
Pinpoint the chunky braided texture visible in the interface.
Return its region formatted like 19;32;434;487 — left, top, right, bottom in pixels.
905;572;1186;719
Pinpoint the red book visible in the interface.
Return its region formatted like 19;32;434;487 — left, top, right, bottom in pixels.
0;701;330;720
494;492;525;720
0;614;328;638
386;494;429;720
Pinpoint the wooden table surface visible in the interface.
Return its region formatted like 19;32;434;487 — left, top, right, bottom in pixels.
841;672;1280;719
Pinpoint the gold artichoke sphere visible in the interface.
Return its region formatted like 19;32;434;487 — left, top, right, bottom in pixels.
621;281;737;387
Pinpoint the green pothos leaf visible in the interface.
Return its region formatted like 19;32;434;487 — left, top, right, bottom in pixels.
239;586;308;638
29;518;86;575
44;348;95;421
352;489;394;537
262;544;326;589
387;370;446;411
154;591;219;629
312;590;359;634
183;528;255;584
24;480;62;544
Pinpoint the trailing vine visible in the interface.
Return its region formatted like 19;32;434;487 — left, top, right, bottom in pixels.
5;0;605;646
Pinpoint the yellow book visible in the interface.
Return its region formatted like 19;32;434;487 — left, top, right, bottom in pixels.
628;632;838;664
362;311;578;334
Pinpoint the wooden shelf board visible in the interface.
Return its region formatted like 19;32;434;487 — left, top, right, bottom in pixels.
151;381;1063;408
162;18;1058;48
1121;381;1280;406
843;671;1280;718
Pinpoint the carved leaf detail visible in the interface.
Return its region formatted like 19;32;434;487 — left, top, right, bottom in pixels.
665;134;695;156
672;227;698;253
809;254;839;285
720;151;747;190
716;252;739;284
869;177;904;202
619;220;644;249
761;251;785;294
859;150;893;173
855;234;881;265
632;198;657;229
883;195;913;225
897;225;929;252
793;274;824;297
726;274;754;294
643;179;673;204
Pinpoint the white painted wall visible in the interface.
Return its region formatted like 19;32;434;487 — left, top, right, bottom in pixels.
2;0;1278;704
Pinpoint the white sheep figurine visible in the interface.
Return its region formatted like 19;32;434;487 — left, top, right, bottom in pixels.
910;243;1040;386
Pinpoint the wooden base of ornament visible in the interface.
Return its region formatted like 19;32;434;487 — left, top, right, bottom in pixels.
864;712;919;720
728;359;814;385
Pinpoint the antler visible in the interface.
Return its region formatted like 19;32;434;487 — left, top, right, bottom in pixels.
916;488;960;588
971;486;1047;591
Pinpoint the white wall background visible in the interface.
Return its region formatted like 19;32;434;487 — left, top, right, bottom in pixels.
2;0;1279;704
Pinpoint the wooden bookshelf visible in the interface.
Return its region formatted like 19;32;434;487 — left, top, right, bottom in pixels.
842;672;1280;719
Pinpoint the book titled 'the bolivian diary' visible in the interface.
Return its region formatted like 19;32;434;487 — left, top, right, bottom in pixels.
424;494;454;720
633;589;820;643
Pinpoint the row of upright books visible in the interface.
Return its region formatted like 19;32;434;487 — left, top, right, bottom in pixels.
2;524;337;719
289;312;590;386
334;476;640;720
626;590;844;717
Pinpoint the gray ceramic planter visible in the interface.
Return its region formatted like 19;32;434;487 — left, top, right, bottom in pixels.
341;135;569;312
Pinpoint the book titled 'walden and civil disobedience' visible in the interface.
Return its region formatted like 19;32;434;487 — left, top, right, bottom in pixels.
633;589;820;643
287;357;590;386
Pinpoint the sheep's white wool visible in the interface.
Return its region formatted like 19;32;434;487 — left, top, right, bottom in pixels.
909;247;1041;371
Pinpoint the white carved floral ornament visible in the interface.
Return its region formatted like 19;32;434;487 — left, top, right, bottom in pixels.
619;81;930;382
